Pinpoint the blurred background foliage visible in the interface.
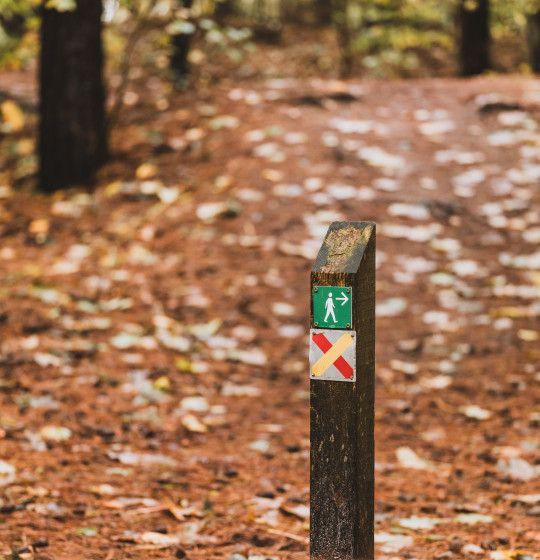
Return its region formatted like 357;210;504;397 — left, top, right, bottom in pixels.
0;0;540;80
2;0;540;191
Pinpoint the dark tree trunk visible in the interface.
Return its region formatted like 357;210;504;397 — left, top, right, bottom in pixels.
314;0;332;26
39;0;107;192
0;13;26;38
170;0;194;82
214;0;235;23
333;0;353;77
457;0;490;76
527;11;540;74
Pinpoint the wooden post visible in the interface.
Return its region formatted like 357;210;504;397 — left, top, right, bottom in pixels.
310;221;375;560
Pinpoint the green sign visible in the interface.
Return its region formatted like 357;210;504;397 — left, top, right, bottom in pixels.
312;286;352;330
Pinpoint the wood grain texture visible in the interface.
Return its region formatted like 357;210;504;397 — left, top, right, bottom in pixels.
310;221;375;560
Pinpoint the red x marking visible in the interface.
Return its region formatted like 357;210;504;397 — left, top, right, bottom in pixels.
311;332;354;379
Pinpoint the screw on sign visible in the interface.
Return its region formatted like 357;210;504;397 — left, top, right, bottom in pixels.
310;221;375;560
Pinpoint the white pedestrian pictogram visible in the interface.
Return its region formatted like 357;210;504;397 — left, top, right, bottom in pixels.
324;292;337;323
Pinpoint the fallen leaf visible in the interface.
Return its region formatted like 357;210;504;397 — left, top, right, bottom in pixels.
221;383;261;397
181;414;208;433
1;100;25;132
396;446;434;471
375;532;414;553
497;458;539;481
76;527;98;537
280;503;309;520
249;439;271;453
109;451;178;468
89;484;117;496
454;513;493;524
459;405;492;421
135;163;157;180
398;516;445;530
140;531;180;546
0;460;16;486
390;359;419;375
376;298;407;317
39;425;72;442
179;396;210;413
104;497;160;509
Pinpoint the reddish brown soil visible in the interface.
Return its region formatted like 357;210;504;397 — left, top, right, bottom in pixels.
0;73;539;559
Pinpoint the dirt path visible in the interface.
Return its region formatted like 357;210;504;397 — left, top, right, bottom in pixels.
0;75;539;559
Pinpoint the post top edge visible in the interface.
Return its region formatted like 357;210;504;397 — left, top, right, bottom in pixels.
312;221;376;274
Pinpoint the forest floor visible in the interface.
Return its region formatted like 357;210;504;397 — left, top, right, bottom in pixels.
0;70;539;560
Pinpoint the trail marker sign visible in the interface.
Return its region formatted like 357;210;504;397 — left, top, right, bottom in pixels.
310;221;375;560
310;329;356;382
312;285;352;329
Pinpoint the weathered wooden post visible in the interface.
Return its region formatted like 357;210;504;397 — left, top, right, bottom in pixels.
310;221;375;560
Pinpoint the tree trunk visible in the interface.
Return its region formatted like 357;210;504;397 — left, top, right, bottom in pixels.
314;0;333;26
214;0;235;23
527;11;540;74
170;0;194;82
39;0;107;192
0;13;26;39
457;0;490;76
333;0;353;78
